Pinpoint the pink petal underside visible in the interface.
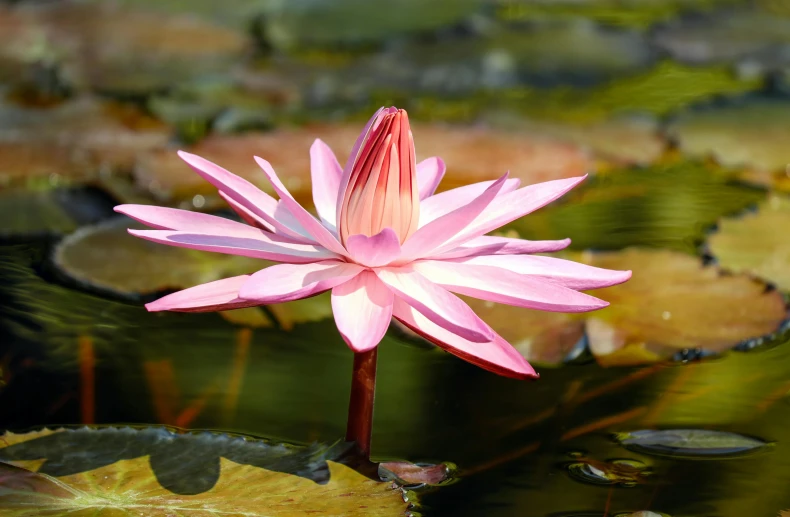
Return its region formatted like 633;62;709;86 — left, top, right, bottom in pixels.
375;268;493;343
128;229;337;264
455;255;632;290
434;235;572;260
218;191;274;232
400;173;509;261
177;151;309;241
416;157;446;200
345;228;402;267
146;275;258;313
238;260;363;303
331;271;394;352
336;107;396;220
412;260;609;312
310;139;343;228
115;204;266;237
392;298;537;380
418;177;521;228
254;156;348;256
438;175;587;253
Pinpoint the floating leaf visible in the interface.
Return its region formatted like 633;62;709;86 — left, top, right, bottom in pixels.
0;97;170;187
707;195;790;291
514;161;766;253
378;462;450;486
566;458;650;486
53;218;262;296
615;429;769;458
0;427;409;516
0;190;78;237
667;98;790;176
578;248;787;363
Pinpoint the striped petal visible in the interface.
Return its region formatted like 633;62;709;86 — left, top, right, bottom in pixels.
146;275;257;313
332;271;394;352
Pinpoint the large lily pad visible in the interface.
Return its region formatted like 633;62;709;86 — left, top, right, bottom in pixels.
615;429;769;458
52;218;262;296
666;97;790;178
578;248;787;363
0;427;410;516
707;195;790;291
513;160;766;253
133;122;591;207
0;97;170;186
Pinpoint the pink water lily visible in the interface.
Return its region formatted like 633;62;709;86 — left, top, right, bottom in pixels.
116;107;630;381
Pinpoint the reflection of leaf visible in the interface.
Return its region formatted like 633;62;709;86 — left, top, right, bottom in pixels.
53;218;263;296
616;429;769;458
0;451;406;516
708;195;790;292
578;248;787;363
514;161;766;253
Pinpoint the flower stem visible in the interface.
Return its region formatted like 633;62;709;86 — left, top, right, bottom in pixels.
345;348;378;458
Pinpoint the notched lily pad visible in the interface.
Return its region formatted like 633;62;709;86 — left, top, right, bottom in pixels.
667;97;790;178
707;195;790;292
615;429;770;459
578;248;787;364
52;218;262;296
0;427;410;515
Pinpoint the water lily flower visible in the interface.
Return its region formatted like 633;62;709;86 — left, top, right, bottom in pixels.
116;107;630;381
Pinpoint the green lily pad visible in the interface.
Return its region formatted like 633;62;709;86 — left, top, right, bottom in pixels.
0;427;411;515
513;160;766;253
707;195;790;291
0;190;79;237
579;248;787;363
615;429;769;458
262;0;482;49
52;218;263;297
667;97;790;181
653;10;790;67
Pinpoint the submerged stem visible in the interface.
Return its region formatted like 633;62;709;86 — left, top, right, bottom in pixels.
345;348;378;458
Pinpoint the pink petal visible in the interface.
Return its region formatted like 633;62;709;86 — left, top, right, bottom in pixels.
331;271;394;352
218;191;274;232
416;157;446;200
435;235;572;260
418;177;521;227
412;260;609;312
441;175;587;251
345;228;402;267
115;204;266;238
310;139;343;227
178;151;309;241
128;229;337;263
375;268;493;343
238;260;363;303
392;298;537;380
400;173;509;260
146;275;258;313
254;156;348;256
456;255;632;290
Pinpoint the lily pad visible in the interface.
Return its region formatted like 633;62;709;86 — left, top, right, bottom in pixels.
667;97;790;181
578;248;787;363
513;160;766;253
566;458;650;487
52;218;262;296
262;0;482;49
615;429;769;458
360;20;655;93
707;195;790;291
0;427;410;515
0;97;170;187
653;10;790;67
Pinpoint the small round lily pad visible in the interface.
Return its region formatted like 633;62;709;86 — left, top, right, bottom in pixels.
615;429;769;459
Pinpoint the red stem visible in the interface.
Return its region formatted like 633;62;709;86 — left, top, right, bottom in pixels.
345;348;378;458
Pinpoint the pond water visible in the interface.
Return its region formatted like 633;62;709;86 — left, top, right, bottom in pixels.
2;1;790;516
